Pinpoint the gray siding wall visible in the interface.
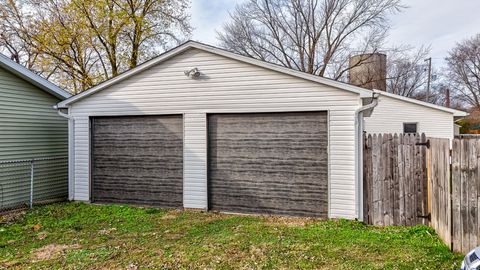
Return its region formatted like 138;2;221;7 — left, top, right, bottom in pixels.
70;48;362;219
0;66;68;208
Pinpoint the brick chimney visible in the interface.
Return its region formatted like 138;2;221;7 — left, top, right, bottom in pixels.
348;53;387;91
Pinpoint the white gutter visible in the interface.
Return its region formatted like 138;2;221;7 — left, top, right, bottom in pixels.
54;105;75;201
354;93;379;221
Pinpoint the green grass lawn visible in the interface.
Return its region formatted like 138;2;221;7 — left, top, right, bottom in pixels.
0;203;462;269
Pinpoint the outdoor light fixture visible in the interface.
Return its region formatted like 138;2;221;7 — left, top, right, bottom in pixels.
184;68;201;79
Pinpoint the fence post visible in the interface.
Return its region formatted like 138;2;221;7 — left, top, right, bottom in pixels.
29;159;34;208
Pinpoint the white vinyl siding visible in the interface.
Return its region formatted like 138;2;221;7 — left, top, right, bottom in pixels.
69;48;361;219
364;95;455;139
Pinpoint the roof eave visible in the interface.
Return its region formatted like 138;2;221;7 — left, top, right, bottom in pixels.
454;111;469;117
57;42;195;108
374;90;468;116
0;54;71;100
188;42;373;97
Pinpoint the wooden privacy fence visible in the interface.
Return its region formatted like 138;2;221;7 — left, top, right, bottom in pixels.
428;138;480;254
451;138;480;253
427;138;451;249
363;133;428;226
365;134;480;254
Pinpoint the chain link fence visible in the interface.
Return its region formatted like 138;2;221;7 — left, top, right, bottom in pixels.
0;156;68;212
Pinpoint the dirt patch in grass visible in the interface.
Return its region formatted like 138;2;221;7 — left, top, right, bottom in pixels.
160;210;182;220
33;244;81;262
0;210;26;225
98;228;117;235
205;211;319;227
263;215;320;227
37;232;48;240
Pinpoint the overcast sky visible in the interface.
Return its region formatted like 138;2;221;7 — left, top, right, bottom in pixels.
191;0;480;67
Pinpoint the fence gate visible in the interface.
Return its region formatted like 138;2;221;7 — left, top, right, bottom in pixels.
451;138;480;253
363;133;428;226
365;134;480;254
428;138;480;254
427;138;451;249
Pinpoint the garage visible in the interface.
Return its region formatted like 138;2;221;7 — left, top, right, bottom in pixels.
91;115;183;207
208;112;328;217
59;41;377;220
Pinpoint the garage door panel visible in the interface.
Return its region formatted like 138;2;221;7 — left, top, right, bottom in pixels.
92;115;183;207
211;142;327;160
211;159;328;172
208;112;328;217
92;192;181;206
93;175;183;184
94;144;182;156
209;177;328;188
94;159;183;171
94;183;182;200
94;148;183;156
210;188;328;201
210;195;328;217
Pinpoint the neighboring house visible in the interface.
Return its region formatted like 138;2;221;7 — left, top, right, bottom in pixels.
56;41;466;220
455;109;480;135
455;124;462;136
0;54;71;209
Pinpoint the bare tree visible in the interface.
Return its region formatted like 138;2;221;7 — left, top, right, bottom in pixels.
217;0;404;79
386;45;430;97
446;34;480;109
0;0;39;69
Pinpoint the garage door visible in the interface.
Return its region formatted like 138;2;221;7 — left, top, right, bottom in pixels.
208;112;328;217
91;115;183;207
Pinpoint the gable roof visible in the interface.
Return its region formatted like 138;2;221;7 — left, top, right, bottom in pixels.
56;40;467;117
0;53;71;100
57;40;373;108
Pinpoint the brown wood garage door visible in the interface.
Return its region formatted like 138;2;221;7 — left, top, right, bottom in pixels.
208;112;328;217
91;115;183;207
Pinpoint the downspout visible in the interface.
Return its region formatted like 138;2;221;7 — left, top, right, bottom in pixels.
55;106;70;119
54;105;75;201
355;93;379;221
